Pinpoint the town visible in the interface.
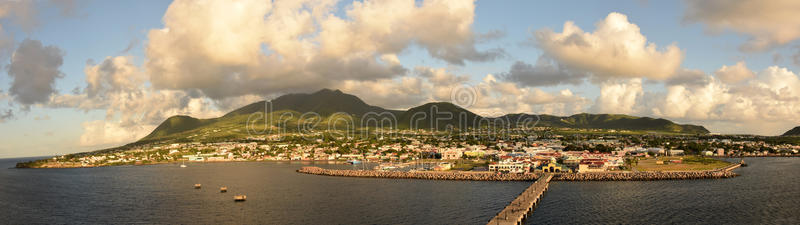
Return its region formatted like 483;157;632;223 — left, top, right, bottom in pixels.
21;127;800;172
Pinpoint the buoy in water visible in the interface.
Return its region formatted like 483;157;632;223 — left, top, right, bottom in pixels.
234;195;246;201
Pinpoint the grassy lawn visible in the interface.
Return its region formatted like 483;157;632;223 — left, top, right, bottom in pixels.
634;156;730;171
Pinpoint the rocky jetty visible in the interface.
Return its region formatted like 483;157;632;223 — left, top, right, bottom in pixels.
553;164;742;181
297;167;539;181
299;164;743;182
552;170;738;181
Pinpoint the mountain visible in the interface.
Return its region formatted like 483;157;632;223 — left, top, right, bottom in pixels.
782;126;800;136
140;115;214;141
397;102;482;129
223;89;400;117
138;89;710;143
499;113;709;134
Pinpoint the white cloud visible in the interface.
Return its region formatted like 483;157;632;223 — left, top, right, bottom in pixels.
684;0;800;51
145;0;496;99
51;56;223;147
337;76;427;110
534;12;684;80
714;61;755;84
464;74;590;116
414;66;470;86
591;78;643;114
644;66;800;135
79;120;156;147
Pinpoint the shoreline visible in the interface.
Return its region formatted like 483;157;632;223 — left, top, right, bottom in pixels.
14;159;353;169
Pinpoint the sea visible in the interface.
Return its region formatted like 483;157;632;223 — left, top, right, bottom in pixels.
0;157;797;224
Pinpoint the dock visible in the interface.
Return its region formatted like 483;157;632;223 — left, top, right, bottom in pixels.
487;174;553;225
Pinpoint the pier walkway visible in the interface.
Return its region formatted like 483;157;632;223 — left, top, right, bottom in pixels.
487;174;553;225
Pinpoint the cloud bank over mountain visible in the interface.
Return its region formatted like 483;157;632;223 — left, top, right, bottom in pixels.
1;1;800;152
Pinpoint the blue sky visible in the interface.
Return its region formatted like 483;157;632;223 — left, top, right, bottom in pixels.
1;0;800;158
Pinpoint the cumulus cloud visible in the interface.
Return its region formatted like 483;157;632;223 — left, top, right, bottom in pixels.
84;56;145;98
49;56;222;146
145;0;497;99
6;39;64;106
414;66;469;85
340;67;591;116
666;68;712;87
79;120;156;147
714;61;755;84
591;78;643;114
534;12;684;81
468;74;590;116
684;0;800;51
499;57;587;87
643;66;800;135
338;76;427;110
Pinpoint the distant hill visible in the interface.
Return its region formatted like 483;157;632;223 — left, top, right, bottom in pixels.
223;89;400;118
138;89;711;144
782;126;800;136
397;102;482;129
499;113;709;134
140;115;214;141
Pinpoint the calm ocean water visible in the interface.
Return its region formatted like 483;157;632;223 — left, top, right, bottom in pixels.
1;157;798;224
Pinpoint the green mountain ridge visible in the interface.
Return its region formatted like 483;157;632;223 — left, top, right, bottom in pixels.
782;126;800;136
499;113;709;134
138;89;711;144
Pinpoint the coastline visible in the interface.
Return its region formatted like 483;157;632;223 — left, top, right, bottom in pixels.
14;159;352;169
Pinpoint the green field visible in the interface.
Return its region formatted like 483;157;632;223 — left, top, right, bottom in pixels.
634;156;730;171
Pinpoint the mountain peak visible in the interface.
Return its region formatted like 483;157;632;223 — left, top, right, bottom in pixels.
782;126;800;136
313;88;343;95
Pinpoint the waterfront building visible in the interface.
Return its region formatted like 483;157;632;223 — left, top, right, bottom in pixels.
537;158;571;173
488;162;530;174
442;149;463;160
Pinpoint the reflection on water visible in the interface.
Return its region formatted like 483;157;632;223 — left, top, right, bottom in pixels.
1;157;798;224
0;159;526;224
529;157;800;224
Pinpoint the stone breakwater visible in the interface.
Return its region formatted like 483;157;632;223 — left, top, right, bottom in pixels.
298;164;742;182
552;163;742;181
297;167;539;181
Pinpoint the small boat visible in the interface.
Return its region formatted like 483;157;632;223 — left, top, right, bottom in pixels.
220;187;228;193
347;159;361;164
234;195;246;202
740;159;748;167
194;184;202;189
180;160;187;168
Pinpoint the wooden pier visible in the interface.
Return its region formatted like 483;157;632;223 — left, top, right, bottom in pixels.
487;174;554;225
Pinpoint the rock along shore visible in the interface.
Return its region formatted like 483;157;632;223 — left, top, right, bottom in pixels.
297;167;539;181
552;163;741;181
297;163;742;182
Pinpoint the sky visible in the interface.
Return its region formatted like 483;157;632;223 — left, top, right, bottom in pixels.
1;0;800;158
